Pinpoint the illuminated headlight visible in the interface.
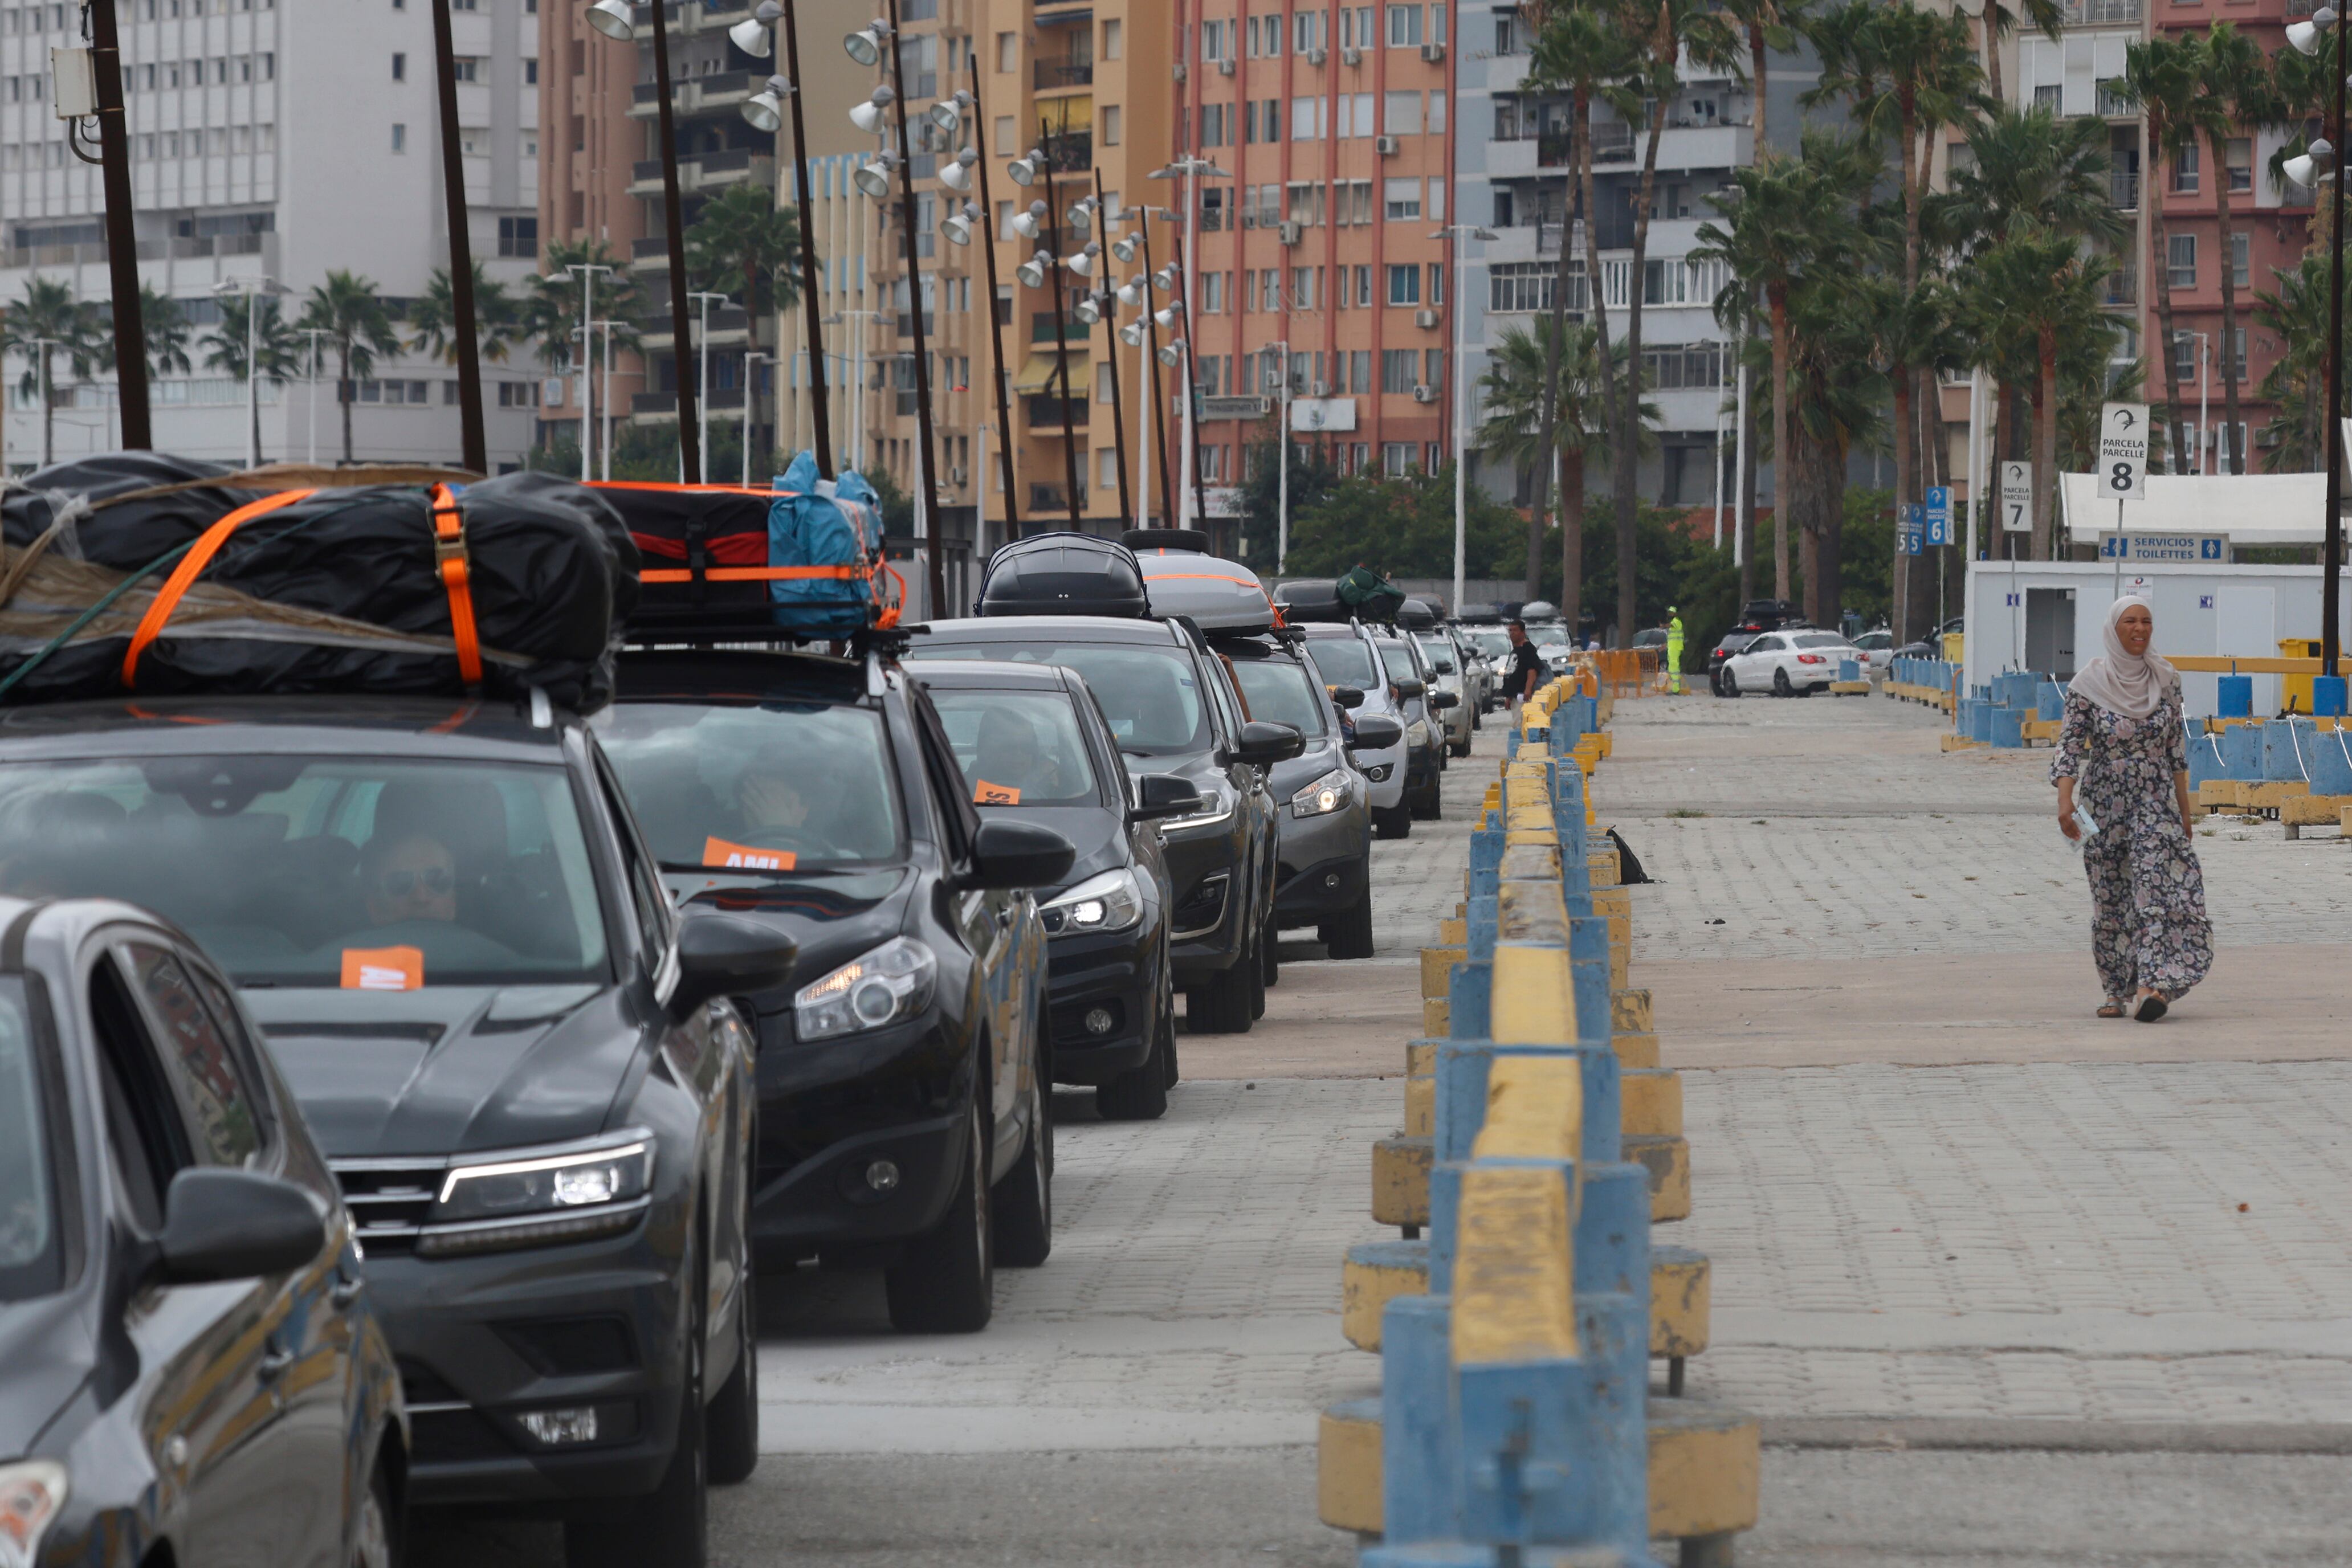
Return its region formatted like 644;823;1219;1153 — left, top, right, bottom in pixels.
1407;721;1431;748
1291;767;1353;818
796;935;937;1041
0;1461;67;1568
430;1130;654;1230
1042;868;1144;934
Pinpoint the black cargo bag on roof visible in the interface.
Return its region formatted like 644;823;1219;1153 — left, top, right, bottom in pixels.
977;532;1148;618
588;481;774;626
0;452;637;711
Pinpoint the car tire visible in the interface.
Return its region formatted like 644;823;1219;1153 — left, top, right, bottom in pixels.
1716;668;1737;699
1185;949;1256;1034
1410;782;1441;821
993;1081;1054;1263
884;1103;993;1333
1247;930;1267;1019
565;1250;708;1568
1471;707;1482;732
352;1459;396;1568
1099;1000;1172;1119
1372;805;1412;839
1449;735;1472;758
1160;983;1181;1087
1261;925;1280;988
1772;667;1793;697
1320;884;1376;959
704;1181;759;1485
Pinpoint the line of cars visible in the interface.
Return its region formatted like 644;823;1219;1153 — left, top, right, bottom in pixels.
0;526;1417;1568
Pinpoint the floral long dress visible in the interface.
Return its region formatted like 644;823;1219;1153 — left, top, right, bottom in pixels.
2050;684;2214;1002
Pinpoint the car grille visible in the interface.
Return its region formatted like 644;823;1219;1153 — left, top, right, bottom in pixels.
331;1157;446;1257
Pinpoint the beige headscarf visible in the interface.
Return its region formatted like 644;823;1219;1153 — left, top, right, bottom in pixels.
2069;595;2177;720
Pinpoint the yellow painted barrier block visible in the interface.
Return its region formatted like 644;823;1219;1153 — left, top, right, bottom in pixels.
1438;917;1467;945
1613;989;1654;1034
1611;944;1628;993
1371;1136;1432;1227
2197;778;2243;807
1652;1244;1712;1359
1315;1399;1384;1534
1592;885;1632;920
1612;1031;1661;1070
1622;1068;1684;1138
1941;733;1982;752
1405;1040;1438;1076
1404;1072;1434;1137
1588;850;1620;888
1628;1134;1693;1222
2243;781;2311;811
2342;803;2352;833
1453;1164;1577;1365
1649;1398;1762;1543
1422;997;1449;1038
1470;1054;1583;1162
2282;794;2351;837
1419;946;1465;1000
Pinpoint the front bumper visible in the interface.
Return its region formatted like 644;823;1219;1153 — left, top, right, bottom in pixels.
1273;802;1369;924
370;1218;691;1508
1351;740;1407;810
1041;920;1158;1084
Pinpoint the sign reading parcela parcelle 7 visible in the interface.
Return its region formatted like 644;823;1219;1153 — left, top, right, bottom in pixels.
2000;461;2033;531
2099;402;2150;501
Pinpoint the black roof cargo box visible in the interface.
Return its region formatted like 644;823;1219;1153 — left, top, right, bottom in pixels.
977;532;1148;618
1270;578;1347;623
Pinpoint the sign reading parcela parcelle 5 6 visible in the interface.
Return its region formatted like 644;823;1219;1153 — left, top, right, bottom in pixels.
2098;402;2150;501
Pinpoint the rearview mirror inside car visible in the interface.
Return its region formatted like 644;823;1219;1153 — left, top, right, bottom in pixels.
158;1169;327;1284
672;910;799;1016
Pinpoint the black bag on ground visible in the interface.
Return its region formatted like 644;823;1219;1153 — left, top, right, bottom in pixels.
0;454;637;710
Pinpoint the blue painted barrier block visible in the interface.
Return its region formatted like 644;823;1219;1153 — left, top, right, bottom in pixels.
1991;707;2027;748
2037;681;2065;720
2220;721;2263;779
2187;725;2228;790
2309;724;2352;795
2217;673;2253;718
1448;961;1492;1043
1838;658;1860;681
2316;676;2349;718
1378;1294;1460;1544
1966;701;1995;744
2263;718;2318;782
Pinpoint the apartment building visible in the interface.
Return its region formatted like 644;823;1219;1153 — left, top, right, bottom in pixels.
0;0;541;470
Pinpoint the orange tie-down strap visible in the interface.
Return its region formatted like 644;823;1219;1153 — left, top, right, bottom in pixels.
638;564;863;583
429;485;484;687
123;489;315;688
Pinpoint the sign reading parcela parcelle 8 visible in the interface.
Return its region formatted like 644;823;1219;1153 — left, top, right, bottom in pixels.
2098;402;2150;501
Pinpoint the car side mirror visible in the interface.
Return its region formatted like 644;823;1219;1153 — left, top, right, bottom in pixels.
1330;685;1365;710
965;818;1076;891
671;910;799;1017
1428;690;1459;710
1131;773;1206;823
1392;677;1426;701
1348;714;1404;750
158;1168;327;1284
1233;720;1305;767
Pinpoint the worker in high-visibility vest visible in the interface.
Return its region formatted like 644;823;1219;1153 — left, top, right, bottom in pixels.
1664;607;1685;695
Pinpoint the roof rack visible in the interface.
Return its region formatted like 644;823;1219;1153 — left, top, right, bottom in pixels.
618;620;926;659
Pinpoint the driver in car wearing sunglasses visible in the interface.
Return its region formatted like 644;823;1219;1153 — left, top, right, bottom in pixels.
362;830;461;926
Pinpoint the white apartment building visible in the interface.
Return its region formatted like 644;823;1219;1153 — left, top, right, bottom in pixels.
0;0;544;472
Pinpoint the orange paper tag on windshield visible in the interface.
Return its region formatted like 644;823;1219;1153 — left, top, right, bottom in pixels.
340;946;424;991
973;779;1021;805
703;836;796;871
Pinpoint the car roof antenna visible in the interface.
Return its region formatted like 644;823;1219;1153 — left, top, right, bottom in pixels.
528;687;553;729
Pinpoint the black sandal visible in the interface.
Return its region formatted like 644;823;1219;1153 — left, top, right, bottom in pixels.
2134;994;2169;1023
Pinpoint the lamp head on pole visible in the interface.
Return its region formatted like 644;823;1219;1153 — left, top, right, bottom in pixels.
742;75;792;132
1111;232;1140;264
586;0;634;40
728;1;784;56
1066;242;1101;278
940;148;977;190
853;154;896;197
1075;295;1102;325
1116;276;1145;307
1011;201;1044;239
940;201;979;246
844;19;892;63
1067;196;1096;234
1153;301;1182;329
1151;263;1180;291
1157;338;1185;368
1119;318;1146;347
2287;7;2337;54
928;92;969;134
1016;251;1052;288
2285;138;2337;187
1006;148;1045;186
848;84;896;134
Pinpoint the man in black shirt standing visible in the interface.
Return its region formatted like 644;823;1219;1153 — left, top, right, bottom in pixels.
1505;619;1546;720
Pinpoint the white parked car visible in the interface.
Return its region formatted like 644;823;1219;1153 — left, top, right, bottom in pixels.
1851;630;1895;673
1722;629;1864;697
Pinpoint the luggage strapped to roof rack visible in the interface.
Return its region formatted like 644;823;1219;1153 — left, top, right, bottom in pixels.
429;484;485;687
593;477;902;632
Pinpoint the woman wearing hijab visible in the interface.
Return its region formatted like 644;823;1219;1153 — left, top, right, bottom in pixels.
2052;596;2212;1022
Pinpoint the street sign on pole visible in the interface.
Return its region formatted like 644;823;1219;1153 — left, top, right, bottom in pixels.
1924;485;1952;547
1899;502;1923;555
2096;532;2229;564
2099;402;2150;501
1999;461;2032;532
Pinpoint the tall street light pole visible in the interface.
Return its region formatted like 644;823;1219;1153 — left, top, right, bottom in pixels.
84;0;147;448
873;0;948;615
568;260;614;481
2288;7;2346;699
737;1;836;477
1438;223;1497;616
690;289;728;477
430;0;487;471
1132;209;1176;529
744;350;772;484
967;58;1022;540
1039;133;1085;527
1094;172;1131;525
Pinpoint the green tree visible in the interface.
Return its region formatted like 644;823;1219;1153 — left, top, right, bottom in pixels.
202;294;302;463
1279;467;1530;581
2116;36;2204;472
688;182;805;464
2192;23;2282;472
407;260;521;367
0;277;104;466
295;270;402;463
2252;252;2346;471
1963;231;2117;558
130;283;194;379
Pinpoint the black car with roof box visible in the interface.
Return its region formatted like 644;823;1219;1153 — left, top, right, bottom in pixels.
598;646;1073;1328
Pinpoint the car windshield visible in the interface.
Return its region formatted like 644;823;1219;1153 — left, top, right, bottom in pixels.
907;640;1209;756
1794;634;1849;650
1415;639;1457;673
1470;631;1511;659
1378;644;1423;683
597;702;905;869
926;688;1100;806
1305;637;1379;691
0;982;61;1302
0;759;610;989
1225;655;1330;737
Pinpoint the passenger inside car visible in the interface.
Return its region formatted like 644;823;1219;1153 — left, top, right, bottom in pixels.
362;831;460;926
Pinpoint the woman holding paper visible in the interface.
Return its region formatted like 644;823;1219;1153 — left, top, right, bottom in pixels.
2052;597;2212;1021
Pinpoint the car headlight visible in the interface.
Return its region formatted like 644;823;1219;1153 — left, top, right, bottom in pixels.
0;1461;66;1568
419;1129;655;1256
1291;767;1354;818
1161;782;1235;833
1041;868;1144;934
795;935;938;1042
1407;721;1431;748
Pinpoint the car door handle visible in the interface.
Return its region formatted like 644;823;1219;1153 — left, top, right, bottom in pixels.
331;1272;363;1309
256;1341;296;1382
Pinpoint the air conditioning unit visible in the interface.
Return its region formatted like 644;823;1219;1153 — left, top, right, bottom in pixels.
1306;45;1327;64
1342;44;1362;64
1173;60;1187;80
1415;308;1441;329
1278;219;1303;244
1376;134;1400;155
950;465;968;484
1412;383;1438;403
1310;379;1331;396
1217;56;1236;75
1420;39;1445;62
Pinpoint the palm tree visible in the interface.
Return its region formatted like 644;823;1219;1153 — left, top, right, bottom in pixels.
1782;267;1885;624
2117;36;2202;472
202;295;301;463
1477;320;1655;619
408;260;521;367
2253;252;2347;471
1964;232;2117;559
1694;132;1865;601
687;183;803;463
0;277;103;466
296;271;402;463
1973;0;2062;103
2192;22;2281;473
1716;0;1811;151
131;283;194;379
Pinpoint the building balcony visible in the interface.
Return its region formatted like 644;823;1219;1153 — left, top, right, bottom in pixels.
628;147;776;197
1029;484;1072;513
2105;266;2137;307
2111;170;2139;211
1034;55;1094;89
1026;395;1090;429
2059;0;2141;24
1030;312;1090;344
1046;133;1092;170
627;69;756;120
1586;121;1750;169
630;235;672;274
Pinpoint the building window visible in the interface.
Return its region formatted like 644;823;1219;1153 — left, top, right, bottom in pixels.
2225;326;2246;378
1381;348;1417;393
2227;136;2252;193
391;122;406;152
996;31;1016;71
1382;441;1416;475
2171;142;2199;194
523;58;538;84
1348;349;1371;393
1489;261;1554;313
2167;232;2195;289
1385;4;1421;45
450;56;480;82
2032;84;2058;112
1103;18;1123;58
1102;104;1122;145
499;215;539;258
1386;264;1421;306
1384;90;1423;135
390;51;405;80
1384;176;1421;220
1203;271;1228;312
1295;10;1326;52
2231;231;2248;288
2170;329;2196;379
